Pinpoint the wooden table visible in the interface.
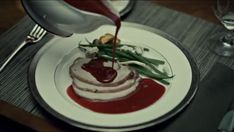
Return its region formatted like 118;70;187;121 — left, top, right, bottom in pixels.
0;0;221;131
0;1;24;34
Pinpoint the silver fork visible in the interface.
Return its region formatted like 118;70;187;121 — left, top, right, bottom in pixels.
0;24;47;72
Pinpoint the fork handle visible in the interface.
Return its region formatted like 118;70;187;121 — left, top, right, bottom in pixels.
0;41;28;72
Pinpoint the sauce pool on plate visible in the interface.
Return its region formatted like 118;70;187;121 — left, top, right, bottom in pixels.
67;78;165;114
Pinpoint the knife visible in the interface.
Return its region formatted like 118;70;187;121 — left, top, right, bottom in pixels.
218;100;234;132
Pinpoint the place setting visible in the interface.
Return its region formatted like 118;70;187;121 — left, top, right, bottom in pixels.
0;0;234;131
20;0;200;131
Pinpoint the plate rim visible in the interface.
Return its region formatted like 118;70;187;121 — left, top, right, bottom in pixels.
28;22;199;131
117;0;135;18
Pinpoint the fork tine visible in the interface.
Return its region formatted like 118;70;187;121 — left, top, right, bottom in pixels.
33;26;42;36
30;24;47;39
29;24;39;36
36;28;45;38
41;30;47;38
37;30;47;40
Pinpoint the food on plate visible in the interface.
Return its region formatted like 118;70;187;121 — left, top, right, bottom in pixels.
98;33;120;44
69;33;173;104
70;57;141;101
78;33;173;84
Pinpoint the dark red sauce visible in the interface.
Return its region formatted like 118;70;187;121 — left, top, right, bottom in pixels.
82;58;117;83
111;27;119;67
67;78;165;114
64;0;121;68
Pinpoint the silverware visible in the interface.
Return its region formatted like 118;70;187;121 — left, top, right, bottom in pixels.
0;24;47;72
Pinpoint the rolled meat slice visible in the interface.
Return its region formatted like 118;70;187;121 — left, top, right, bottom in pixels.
70;57;141;101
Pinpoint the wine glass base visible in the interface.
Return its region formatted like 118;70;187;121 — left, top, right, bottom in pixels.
208;32;234;57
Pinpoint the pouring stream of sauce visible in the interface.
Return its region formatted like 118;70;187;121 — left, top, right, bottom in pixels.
64;0;121;82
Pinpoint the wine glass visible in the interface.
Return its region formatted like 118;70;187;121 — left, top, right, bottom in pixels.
209;0;234;57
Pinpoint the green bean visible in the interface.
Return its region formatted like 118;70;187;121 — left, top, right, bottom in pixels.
101;48;135;60
145;57;165;65
136;54;165;66
130;65;170;85
100;48;168;77
98;51;129;62
124;50;170;78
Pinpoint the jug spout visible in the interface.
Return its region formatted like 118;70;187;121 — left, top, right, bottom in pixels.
57;10;116;35
21;0;120;37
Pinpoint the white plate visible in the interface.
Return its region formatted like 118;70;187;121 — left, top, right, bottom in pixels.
29;22;199;131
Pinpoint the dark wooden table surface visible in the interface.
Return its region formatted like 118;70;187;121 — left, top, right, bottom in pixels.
0;0;220;131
